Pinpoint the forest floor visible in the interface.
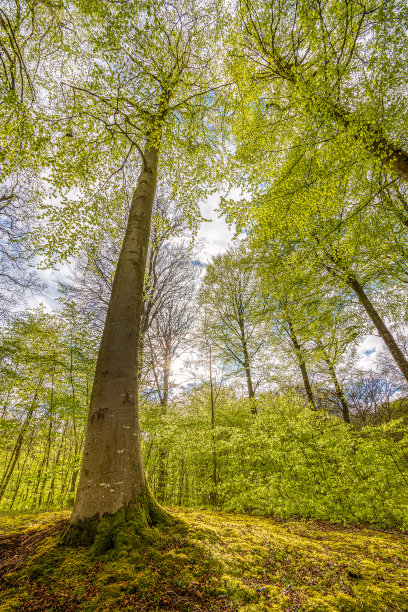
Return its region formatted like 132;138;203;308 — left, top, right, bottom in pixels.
0;507;407;611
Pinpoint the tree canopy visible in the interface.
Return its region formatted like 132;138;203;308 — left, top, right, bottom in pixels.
1;1;408;609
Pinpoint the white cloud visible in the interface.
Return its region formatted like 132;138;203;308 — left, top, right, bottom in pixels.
356;334;384;371
26;263;72;312
197;191;240;262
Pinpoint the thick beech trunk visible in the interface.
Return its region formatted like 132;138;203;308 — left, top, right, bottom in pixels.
346;274;408;384
71;145;159;522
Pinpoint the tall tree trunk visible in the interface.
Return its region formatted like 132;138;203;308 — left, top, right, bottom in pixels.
287;318;316;409
71;144;159;521
345;273;408;384
238;316;257;413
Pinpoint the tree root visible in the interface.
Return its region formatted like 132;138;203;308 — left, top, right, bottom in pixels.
61;488;176;554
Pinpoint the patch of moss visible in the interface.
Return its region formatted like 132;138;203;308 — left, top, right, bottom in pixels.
1;506;408;610
174;507;408;611
0;504;226;611
0;510;70;536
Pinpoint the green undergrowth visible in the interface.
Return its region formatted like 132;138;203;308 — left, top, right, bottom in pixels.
1;507;408;611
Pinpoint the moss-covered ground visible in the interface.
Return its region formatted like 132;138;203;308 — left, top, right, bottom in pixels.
1;507;407;611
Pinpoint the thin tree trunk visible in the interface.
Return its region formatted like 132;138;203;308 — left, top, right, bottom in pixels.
238;316;257;413
36;373;55;507
0;383;42;503
36;418;53;508
69;446;83;503
9;460;24;510
156;448;167;503
71;143;159;521
287;318;316;409
209;344;218;506
162;345;171;407
346;273;408;384
156;346;171;504
328;364;350;424
320;351;350;423
177;458;185;506
47;424;66;507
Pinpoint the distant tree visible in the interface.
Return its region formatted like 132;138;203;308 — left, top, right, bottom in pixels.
347;375;398;427
199;244;266;412
0;172;45;317
145;261;198;406
0;307;96;510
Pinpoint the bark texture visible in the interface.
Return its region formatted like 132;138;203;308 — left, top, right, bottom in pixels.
237;308;257;413
276;58;408;183
346;274;408;384
325;359;351;424
319;97;408;183
287;319;316;409
71;145;158;521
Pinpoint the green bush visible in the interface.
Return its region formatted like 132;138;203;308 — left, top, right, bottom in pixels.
142;394;408;528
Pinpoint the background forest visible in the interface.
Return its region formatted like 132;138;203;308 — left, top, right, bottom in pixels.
1;0;408;532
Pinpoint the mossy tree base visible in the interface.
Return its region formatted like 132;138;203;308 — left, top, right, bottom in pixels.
61;489;174;554
1;507;225;611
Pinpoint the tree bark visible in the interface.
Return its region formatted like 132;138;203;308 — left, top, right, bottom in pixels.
324;357;350;424
273;56;408;183
319;98;408;183
0;383;42;503
287;318;316;409
71;144;159;521
346;273;408;384
238;315;257;413
209;344;218;506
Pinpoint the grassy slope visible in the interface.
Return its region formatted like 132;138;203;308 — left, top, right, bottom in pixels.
0;508;407;611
